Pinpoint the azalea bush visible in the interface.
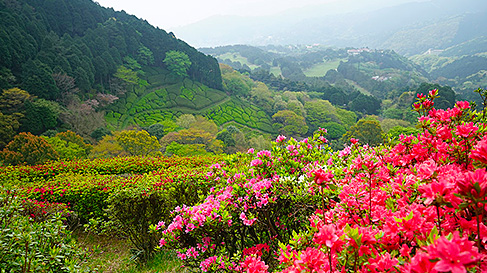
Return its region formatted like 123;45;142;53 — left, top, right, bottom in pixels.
158;129;332;270
106;166;216;263
0;188;90;272
6;156;223;224
160;89;487;272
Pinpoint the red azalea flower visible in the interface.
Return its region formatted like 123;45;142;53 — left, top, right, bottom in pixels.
240;255;269;273
312;168;334;185
470;135;487;164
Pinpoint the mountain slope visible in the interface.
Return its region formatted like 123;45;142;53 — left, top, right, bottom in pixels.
0;0;222;95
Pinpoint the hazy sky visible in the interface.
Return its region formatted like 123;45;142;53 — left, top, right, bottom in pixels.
95;0;339;30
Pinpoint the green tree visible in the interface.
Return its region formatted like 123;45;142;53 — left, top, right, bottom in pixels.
22;60;59;100
21;99;61;135
380;119;411;133
55;130;91;156
176;114;196;129
165;142;208;157
304;100;340;134
349;93;381;115
190;116;218;135
114;65;140;85
160;128;223;154
163;50;191;78
144;123;166;140
216;130;236;148
387;126;421;139
136;46;155;66
272;110;308;137
90;127;111;142
222;69;253;97
0;132;59;165
91;134;126;158
44;136;86;160
342;119;384;147
0;112;20;149
116;130;161;156
323;122;346;140
0;88;31;118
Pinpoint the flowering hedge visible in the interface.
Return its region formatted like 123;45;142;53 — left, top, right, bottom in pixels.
0;155;220;187
159;90;487;272
0;156;224;227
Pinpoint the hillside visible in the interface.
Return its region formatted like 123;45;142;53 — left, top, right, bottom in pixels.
0;0;222;93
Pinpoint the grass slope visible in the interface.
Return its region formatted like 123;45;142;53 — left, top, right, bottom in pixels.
303;59;344;77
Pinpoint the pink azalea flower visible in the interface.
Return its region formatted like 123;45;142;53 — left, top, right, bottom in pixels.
427;232;480;273
313;224;342;249
240;255;269;273
293;247;327;272
470;135;487;164
276;135;287;143
455;122;478;138
312;168;334;185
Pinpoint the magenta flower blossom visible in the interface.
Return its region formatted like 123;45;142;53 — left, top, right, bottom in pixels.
312;168;334;185
427;232;480;273
239;255;269;273
470;135;487;164
276;135;287;143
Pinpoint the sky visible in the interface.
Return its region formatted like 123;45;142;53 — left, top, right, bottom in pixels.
95;0;339;30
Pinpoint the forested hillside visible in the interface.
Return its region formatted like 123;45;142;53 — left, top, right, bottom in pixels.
0;0;222;93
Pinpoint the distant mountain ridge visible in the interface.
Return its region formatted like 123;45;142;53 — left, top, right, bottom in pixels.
175;0;487;56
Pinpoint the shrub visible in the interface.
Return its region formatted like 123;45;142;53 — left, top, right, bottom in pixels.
0;132;59;165
0;188;89;272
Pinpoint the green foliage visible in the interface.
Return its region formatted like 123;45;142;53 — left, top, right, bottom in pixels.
45;136;87;160
161;128;223;155
387;126;421;139
91;134;126;158
1;132;59;165
165;142;209;157
116;130;162;156
114;65;140;85
323;122;346;140
349;93;381;115
0;188;88;272
216;130;236;147
144;123;167;140
0;112;20;149
107;183;168;263
21;99;61;135
304;100;342;133
163;50;191;78
90;127;111;142
272;110;308;137
0;87;31;117
136;46;155;66
221;65;253;96
342;119;384;146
